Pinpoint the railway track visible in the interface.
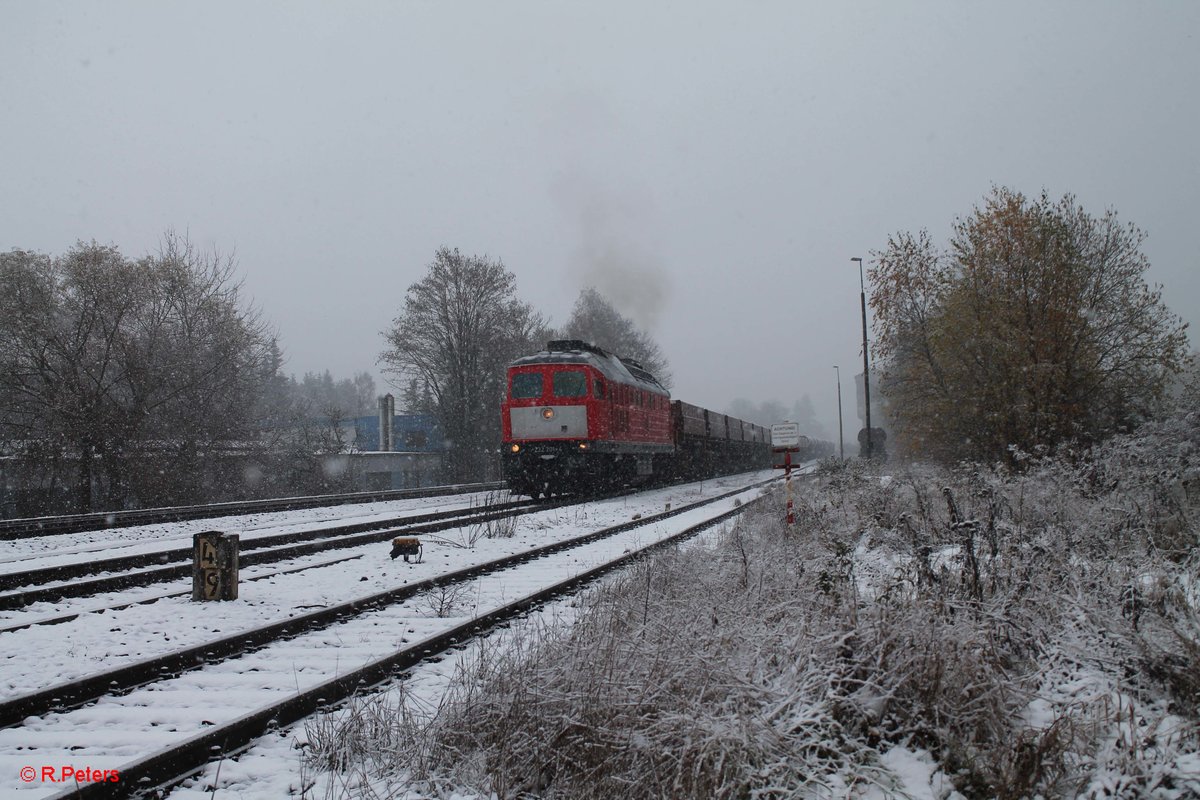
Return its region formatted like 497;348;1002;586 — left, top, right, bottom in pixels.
0;474;780;799
0;482;507;539
0;553;367;635
0;468;790;612
0;494;543;611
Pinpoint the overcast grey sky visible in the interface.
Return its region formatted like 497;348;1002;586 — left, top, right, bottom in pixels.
3;1;1197;437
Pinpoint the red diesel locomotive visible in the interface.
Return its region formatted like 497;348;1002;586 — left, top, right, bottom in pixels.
501;340;770;498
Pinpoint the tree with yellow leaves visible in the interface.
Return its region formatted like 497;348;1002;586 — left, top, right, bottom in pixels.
870;187;1189;464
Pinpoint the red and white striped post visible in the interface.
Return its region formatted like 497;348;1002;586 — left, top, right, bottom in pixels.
771;422;803;528
784;449;794;525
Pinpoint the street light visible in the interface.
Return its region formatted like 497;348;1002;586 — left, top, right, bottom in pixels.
833;365;844;460
851;257;873;459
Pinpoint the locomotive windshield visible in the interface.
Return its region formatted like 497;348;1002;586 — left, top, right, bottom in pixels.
511;372;543;399
552;371;587;397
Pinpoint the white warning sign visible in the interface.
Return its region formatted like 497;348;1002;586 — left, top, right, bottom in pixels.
771;422;801;449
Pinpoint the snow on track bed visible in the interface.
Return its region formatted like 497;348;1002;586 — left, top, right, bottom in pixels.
0;473;778;798
0;495;543;613
178;598;594;798
0;490;507;575
170;513;747;800
0;473;770;695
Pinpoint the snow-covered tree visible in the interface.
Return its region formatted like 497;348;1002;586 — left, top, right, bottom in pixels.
0;234;275;511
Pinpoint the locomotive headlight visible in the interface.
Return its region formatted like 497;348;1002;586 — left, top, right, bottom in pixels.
578;442;589;450
510;444;521;453
541;407;555;420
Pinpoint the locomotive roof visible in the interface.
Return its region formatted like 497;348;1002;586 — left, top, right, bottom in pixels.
510;340;669;395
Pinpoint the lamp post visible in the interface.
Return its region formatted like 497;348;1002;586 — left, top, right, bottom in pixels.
833;365;844;460
851;257;873;459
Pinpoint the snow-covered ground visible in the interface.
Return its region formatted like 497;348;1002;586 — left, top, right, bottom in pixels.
0;490;508;579
13;442;1191;800
166;473;961;800
0;471;778;798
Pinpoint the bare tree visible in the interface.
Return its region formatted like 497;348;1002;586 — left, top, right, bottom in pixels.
561;287;672;387
0;234;275;511
379;247;548;481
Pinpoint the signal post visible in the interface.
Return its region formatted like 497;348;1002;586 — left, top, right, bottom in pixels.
771;422;806;527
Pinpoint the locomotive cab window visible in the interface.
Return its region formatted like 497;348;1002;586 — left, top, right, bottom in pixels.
511;372;543;399
595;377;606;398
552;371;587;398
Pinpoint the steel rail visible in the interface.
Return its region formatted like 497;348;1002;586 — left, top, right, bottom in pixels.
0;497;549;611
0;553;367;634
0;466;775;607
0;481;507;539
0;496;533;594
